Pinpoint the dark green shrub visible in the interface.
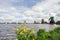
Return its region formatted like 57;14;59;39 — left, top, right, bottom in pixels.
48;27;60;40
36;29;48;40
36;27;60;40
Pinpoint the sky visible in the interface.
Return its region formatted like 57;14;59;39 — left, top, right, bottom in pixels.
0;0;60;23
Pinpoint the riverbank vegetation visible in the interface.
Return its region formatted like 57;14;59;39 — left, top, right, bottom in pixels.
15;25;60;40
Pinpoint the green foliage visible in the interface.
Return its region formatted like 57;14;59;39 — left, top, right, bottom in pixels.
15;26;36;40
48;27;60;40
15;26;60;40
36;27;60;40
36;29;48;40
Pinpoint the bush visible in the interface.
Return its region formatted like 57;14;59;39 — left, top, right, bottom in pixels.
14;25;36;40
36;29;48;40
49;27;60;40
15;25;60;40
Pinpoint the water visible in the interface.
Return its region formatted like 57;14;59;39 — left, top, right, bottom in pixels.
0;24;60;40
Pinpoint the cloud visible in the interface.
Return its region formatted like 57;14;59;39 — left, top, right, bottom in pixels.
24;0;60;22
0;0;60;22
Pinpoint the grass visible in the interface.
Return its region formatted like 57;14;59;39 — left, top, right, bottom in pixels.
14;25;60;40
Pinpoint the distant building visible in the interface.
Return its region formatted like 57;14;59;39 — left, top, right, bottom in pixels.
44;21;48;24
56;21;60;25
34;21;40;24
24;21;26;24
34;21;36;24
41;19;45;24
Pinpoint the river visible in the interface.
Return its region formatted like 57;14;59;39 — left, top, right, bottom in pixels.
0;24;60;40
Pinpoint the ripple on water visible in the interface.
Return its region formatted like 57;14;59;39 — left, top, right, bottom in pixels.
0;24;60;40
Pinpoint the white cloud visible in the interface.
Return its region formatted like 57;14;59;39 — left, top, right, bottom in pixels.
24;0;60;22
0;0;60;23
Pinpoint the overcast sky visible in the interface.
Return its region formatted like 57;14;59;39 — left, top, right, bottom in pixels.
0;0;60;22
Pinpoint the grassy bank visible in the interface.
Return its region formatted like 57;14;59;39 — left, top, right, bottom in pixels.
14;25;60;40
